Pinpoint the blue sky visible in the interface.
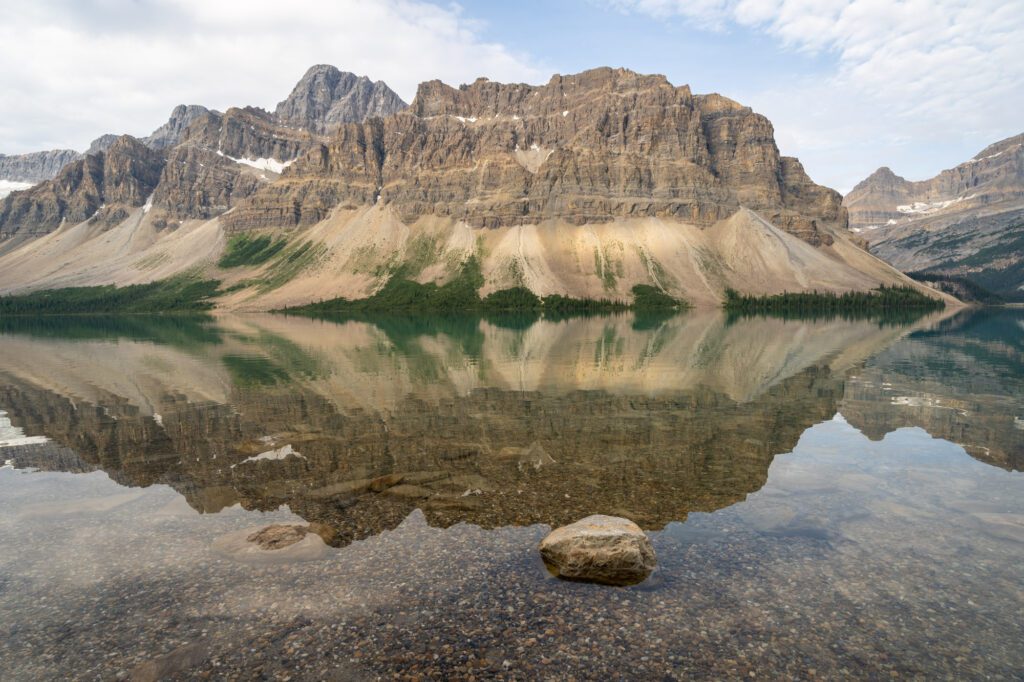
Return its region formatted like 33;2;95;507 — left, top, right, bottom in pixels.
1;0;1021;192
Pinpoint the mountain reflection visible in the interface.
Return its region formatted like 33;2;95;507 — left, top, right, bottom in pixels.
0;309;1020;547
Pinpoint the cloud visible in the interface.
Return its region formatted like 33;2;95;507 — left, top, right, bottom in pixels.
0;0;545;153
609;0;1024;189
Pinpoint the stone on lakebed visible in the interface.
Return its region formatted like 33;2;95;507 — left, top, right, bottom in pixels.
539;514;656;586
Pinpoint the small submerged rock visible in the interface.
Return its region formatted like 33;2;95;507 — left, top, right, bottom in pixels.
212;523;329;563
246;524;308;550
539;514;656;586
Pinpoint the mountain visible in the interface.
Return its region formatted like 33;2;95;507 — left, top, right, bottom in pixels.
0;149;84;199
0;67;947;308
274;64;408;133
0;65;398;199
844;133;1024;299
0;136;164;241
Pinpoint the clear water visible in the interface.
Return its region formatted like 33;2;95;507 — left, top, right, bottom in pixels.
0;309;1021;679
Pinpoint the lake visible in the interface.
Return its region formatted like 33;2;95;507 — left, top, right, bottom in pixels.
0;309;1021;679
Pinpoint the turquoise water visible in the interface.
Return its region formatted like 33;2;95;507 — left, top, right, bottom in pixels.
0;309;1021;679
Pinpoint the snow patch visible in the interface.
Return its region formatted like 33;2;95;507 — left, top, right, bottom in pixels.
968;143;1020;163
562;110;569;117
231;444;305;468
216;150;294;174
0;409;50;448
142;193;154;214
896;195;973;215
453;115;478;123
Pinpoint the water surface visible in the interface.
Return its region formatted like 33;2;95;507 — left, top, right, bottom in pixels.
0;309;1021;679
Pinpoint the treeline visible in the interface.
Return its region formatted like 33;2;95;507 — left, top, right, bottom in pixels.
0;276;222;315
722;285;945;316
218;233;288;268
0;314;222;348
278;259;687;318
907;272;1004;305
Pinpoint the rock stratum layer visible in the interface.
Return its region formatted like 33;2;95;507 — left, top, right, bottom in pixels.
0;67;947;307
844;134;1024;299
227;68;844;242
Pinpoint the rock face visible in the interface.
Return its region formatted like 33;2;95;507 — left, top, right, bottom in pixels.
0;66;944;306
274;64;407;133
227;68;844;243
844;133;1024;298
0;149;82;183
539;515;656;585
0;136;164;239
149;145;266;222
180;106;315;164
0;66;397;241
143;104;212;150
86;134;120;156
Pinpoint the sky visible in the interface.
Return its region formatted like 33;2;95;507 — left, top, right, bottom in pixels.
1;0;1021;193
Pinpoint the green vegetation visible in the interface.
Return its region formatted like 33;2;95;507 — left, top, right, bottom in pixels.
722;285;945;320
279;258;687;320
222;354;291;387
908;272;1005;305
480;286;542;312
0;315;222;349
254;242;326;292
631;284;685;311
218;234;288;268
0;275;222;315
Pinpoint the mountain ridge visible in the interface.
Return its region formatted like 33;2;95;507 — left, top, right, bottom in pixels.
843;132;1024;299
0;66;952;309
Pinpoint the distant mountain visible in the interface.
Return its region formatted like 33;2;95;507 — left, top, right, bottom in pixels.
274;64;408;133
844;133;1024;299
0;150;83;191
0;67;947;309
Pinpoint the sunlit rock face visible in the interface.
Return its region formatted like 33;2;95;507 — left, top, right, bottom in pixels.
226;67;844;243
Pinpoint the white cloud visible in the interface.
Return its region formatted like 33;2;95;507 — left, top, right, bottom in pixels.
0;0;545;153
610;0;1024;190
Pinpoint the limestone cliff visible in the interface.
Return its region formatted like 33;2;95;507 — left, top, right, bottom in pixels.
227;68;844;245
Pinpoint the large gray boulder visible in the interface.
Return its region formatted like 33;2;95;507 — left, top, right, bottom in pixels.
539;515;656;586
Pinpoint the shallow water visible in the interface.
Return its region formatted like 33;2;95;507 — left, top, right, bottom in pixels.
0;309;1021;680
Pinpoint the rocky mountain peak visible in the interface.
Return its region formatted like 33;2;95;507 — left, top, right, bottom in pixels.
273;65;407;133
144;104;211;150
411;67;692;119
845;132;1024;231
87;134;120;156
